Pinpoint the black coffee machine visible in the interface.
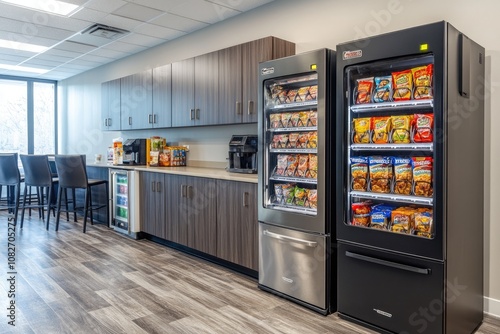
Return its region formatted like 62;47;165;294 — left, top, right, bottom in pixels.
228;135;258;174
122;139;147;165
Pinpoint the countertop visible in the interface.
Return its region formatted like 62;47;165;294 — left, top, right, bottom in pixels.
87;162;258;183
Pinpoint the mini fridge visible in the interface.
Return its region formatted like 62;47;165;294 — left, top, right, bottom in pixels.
109;168;140;239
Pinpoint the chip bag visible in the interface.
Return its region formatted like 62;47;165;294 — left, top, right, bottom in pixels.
413;114;434;143
355;77;374;104
391;115;412;143
392;69;413;101
353;117;371;144
371;117;391;144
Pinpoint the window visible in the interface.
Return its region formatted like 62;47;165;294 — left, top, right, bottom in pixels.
0;76;57;155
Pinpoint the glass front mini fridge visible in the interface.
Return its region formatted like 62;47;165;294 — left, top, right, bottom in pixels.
257;48;336;315
109;168;140;239
336;21;484;334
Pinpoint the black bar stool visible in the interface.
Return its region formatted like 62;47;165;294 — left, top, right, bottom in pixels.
19;154;56;229
0;153;21;225
54;155;109;233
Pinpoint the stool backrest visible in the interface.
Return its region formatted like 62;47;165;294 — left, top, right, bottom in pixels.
20;154;53;187
0;153;20;186
54;155;88;189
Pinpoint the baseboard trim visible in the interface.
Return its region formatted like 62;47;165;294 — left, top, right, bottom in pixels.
485;296;500;319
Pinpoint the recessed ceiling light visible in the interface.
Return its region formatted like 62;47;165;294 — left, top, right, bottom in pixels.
0;38;49;53
0;0;80;16
0;64;49;74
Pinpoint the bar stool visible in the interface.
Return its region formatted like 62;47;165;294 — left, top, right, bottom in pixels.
54;155;109;233
0;153;21;225
19;154;55;229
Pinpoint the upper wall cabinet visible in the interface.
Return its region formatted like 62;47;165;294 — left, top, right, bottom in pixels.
101;78;121;131
172;51;219;127
218;37;295;124
120;69;153;130
152;64;172;128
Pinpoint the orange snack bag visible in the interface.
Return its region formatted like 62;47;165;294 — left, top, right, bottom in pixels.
355;77;374;104
371;117;391;144
392;69;413;101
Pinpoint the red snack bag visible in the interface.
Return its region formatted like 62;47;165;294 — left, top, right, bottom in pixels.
355;77;374;104
413;114;434;143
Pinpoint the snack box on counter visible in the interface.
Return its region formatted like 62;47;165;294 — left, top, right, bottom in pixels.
150;146;187;167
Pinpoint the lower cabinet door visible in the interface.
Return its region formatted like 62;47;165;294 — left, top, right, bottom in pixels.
338;242;444;334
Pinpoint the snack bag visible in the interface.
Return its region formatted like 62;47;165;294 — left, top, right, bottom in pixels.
290;112;301;127
277;90;288;104
353;117;371;144
413;114;434;143
287;133;299;148
271;134;280;149
296;87;310;102
306;132;318;149
373;76;392;103
295;155;309;178
299;111;310;127
369;156;392;193
274;184;284;204
412;64;433;99
306;154;318;179
294;187;308;206
350;156;368;192
308;111;318;126
414;211;433;238
308;85;318;100
278;134;289;148
285;155;299;177
392;69;413;101
282;183;296;205
307;189;318;209
355;77;374;104
390;207;416;234
391;115;412;143
270;113;282;128
281;113;292;128
296;133;309;149
286;89;298;103
412;157;433;197
370;204;393;229
371;117;391;144
352;201;371;227
393;157;412;195
275;154;288;176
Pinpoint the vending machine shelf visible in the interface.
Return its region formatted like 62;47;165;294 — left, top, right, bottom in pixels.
350;191;433;206
350;143;433;151
350;99;434;113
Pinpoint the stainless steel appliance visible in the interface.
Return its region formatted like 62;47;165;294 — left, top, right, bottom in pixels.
257;49;336;315
336;21;484;334
122;139;147;165
109;168;140;238
227;135;258;174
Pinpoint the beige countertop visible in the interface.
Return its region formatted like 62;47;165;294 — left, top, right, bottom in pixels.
87;162;258;183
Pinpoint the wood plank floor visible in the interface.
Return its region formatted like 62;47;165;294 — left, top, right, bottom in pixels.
0;211;499;334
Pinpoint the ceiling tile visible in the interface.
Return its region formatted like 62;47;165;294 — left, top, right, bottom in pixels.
32;53;74;63
101;40;148;53
116;33;166;48
52;41;97;53
112;3;164;22
43;48;84;58
23;58;63;67
98;14;143;31
134;23;185;40
207;0;274;11
168;0;240;24
0;19;74;41
0;47;37;59
83;0;128;13
78;54;115;62
70;7;109;23
128;0;180;11
87;48;130;59
149;12;208;32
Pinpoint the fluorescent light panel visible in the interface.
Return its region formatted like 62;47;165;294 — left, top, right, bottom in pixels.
0;0;80;16
0;64;49;74
0;38;48;53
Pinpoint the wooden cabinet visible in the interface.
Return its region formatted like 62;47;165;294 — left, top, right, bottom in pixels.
101;78;121;131
140;172;165;238
163;174;186;245
216;180;258;270
120;69;153;130
218;37;295;124
152;64;172;128
172;52;219;127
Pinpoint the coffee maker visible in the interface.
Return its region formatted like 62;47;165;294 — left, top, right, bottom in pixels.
122;139;147;165
228;135;258;173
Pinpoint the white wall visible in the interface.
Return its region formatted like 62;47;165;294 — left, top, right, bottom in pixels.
58;0;500;316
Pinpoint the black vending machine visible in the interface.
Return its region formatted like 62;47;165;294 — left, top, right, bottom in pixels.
335;21;484;333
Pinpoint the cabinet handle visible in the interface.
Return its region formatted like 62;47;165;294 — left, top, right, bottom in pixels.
242;192;249;207
156;182;161;192
195;109;200;120
153;114;157;124
151;181;155;192
247;100;254;115
128;116;132;125
236;101;242;115
181;184;187;198
108;118;112;126
104;119;108;127
188;185;193;199
190;109;195;120
345;251;430;275
148;114;153;124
